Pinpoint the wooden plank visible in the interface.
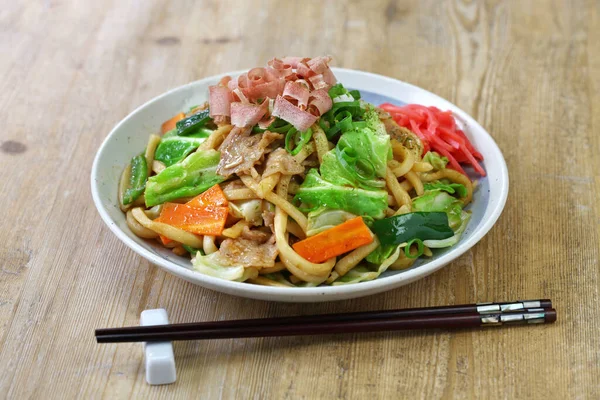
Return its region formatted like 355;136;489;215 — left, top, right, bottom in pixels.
0;0;598;398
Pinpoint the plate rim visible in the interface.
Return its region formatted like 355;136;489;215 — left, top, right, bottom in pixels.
91;67;509;302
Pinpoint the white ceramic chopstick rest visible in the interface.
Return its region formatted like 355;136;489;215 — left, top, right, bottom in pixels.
140;309;176;385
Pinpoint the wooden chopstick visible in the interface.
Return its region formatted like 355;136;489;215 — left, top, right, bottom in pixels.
95;300;555;343
97;310;556;343
96;299;552;336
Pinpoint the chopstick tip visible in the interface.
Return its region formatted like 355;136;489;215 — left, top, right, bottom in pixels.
545;308;557;323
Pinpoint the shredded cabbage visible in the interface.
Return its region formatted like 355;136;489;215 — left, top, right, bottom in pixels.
229;199;263;226
424;211;471;248
306;208;357;236
423;180;468;197
423;151;449;170
192;252;258;281
294;169;388;219
412;189;464;230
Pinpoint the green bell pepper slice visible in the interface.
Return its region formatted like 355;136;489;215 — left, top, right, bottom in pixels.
122;154;148;205
370;212;454;246
176;109;211;136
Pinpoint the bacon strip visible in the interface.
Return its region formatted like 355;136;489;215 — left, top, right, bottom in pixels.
228;68;285;102
258;116;276;129
228;78;238;91
247;67;267;86
307;88;333;116
322;67;337;86
272;95;317;132
307;56;332;74
284;72;299;82
230;99;269;127
232;88;249;103
296;60;314;79
282;81;310;109
223;56;336;129
266;58;293;80
289;56;336;90
243;78;285;101
281;56;304;68
209;86;233;117
219;76;232;87
308;74;328;90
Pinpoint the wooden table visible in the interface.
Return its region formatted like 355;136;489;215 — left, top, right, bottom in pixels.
1;0;599;398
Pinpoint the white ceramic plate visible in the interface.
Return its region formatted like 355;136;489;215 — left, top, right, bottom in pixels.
91;68;509;302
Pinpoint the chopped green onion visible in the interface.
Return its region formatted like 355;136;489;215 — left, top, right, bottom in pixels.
328;83;347;98
336;145;378;184
349;89;361;100
352;121;367;129
321;100;366;139
331;101;364;115
253;118;292;134
324;110;356;139
285;127;312;156
336;146;358;178
292;197;320;213
336;145;356;167
405;238;425;259
327;84;362;101
271;120;293;133
297;205;320;213
325;124;340;140
182;244;204;256
335;110;353;132
318;117;331;132
354;158;376;180
285;128;298;154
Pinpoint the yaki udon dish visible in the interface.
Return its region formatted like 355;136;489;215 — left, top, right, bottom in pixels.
119;56;486;287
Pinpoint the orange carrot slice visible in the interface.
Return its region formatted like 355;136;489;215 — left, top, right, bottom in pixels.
157;203;228;236
292;217;374;263
186;184;228;208
159;235;173;245
161;112;185;134
155;185;228;243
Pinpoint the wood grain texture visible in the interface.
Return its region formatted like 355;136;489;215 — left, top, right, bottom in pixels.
1;0;599;398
